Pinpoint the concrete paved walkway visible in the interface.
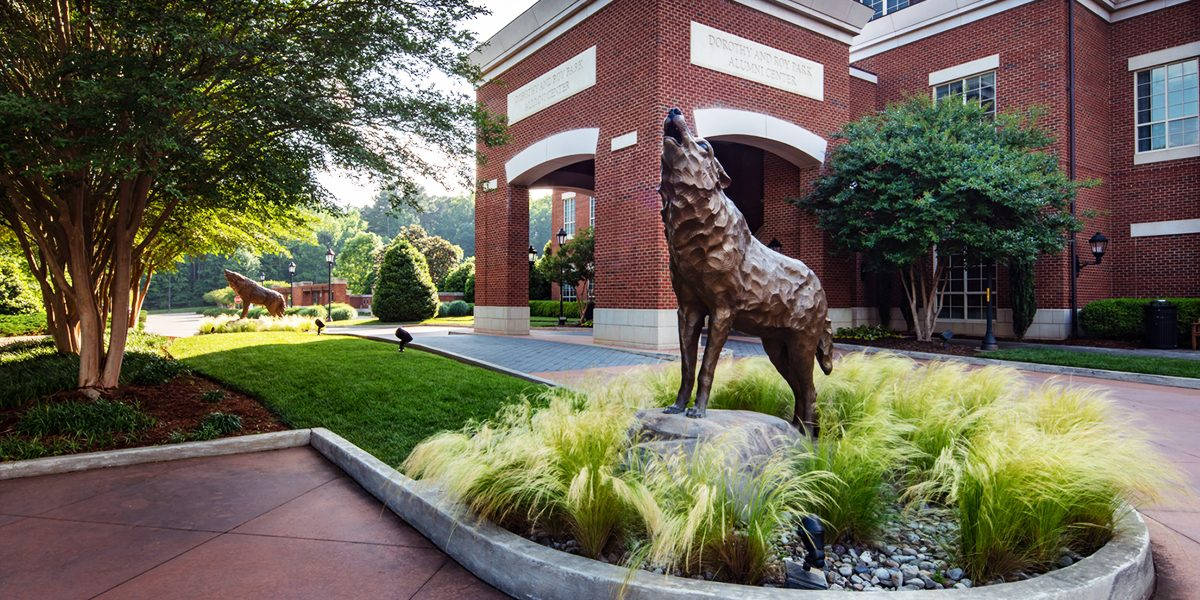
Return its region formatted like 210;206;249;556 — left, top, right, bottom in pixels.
0;447;503;600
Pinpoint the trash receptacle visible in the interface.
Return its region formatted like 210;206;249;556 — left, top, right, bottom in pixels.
1144;300;1178;349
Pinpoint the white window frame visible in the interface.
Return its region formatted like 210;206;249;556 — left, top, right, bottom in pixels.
562;192;576;238
561;282;577;302
1132;57;1199;164
588;195;595;229
937;255;996;322
933;70;996;119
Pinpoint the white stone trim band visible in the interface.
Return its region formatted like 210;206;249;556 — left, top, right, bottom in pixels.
474;305;531;336
693;108;828;167
1130;218;1200;238
610;130;637;151
928;54;1000;86
1128;41;1200;71
849;67;878;83
505;128;599;185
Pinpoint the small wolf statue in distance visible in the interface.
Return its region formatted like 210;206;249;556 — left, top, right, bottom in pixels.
659;108;834;433
223;269;285;319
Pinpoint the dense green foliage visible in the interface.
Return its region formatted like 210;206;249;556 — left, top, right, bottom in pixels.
328;302;358;321
17;399;155;438
335;232;384;294
364;190;479;258
170;412;244;443
0;332;171;408
398;224;464;287
981;347;1200;379
1009;258;1038;339
438;300;473;317
529;300;582;319
169;332;542;463
537;227;594;306
0;312;47;336
1079;297;1200;343
799;96;1087;340
834;324;900;341
197;315;317;335
373;239;439;322
443;257;475;294
0;254;38;315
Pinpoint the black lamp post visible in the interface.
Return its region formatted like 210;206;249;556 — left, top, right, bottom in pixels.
528;245;537;266
555;227;567;326
287;261;296;307
325;247;335;319
259;272;265;286
981;260;998;351
1070;231;1108;337
767;238;782;253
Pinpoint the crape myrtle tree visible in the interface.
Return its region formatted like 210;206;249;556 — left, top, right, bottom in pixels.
798;96;1089;342
0;0;504;390
538;227;595;324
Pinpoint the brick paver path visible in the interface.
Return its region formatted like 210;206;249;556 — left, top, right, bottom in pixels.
0;447;504;600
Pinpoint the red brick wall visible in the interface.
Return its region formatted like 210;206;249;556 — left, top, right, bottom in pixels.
849;74;879;119
1108;2;1200;298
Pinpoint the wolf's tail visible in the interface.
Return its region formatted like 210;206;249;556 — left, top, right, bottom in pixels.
817;319;834;375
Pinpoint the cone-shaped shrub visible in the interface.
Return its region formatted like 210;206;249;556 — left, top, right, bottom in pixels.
373;239;438;323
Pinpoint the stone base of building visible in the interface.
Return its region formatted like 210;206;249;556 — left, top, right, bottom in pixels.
886;307;1072;340
829;307;877;332
475;305;530;336
593;308;677;350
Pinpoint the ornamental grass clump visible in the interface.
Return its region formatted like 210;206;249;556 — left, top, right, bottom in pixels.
197;315;315;334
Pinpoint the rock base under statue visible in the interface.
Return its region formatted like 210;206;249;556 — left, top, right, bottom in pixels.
629;408;801;466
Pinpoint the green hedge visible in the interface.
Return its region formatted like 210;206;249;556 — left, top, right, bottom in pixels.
328;302;357;321
284;305;327;319
438;300;473;317
0;312;47;337
529;300;581;319
1080;297;1200;342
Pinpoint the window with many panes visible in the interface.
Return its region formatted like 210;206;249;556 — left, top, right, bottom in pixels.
1136;59;1199;153
858;0;909;20
937;255;993;320
562;192;575;238
561;282;576;302
588;196;595;229
934;71;996;118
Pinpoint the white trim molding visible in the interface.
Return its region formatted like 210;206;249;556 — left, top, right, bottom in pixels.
929;54;1000;86
1133;145;1200;165
610;130;637;152
728;0;875;45
849;67;878;83
505;128;599;185
1130;218;1200;238
481;179;498;191
693;108;828;167
1128;42;1200;71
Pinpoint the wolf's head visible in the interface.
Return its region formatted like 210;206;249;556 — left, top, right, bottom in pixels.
661;108;731;194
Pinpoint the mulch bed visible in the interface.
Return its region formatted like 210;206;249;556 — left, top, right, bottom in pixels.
0;374;287;454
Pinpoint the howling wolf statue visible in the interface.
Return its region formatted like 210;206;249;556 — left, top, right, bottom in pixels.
223;269;286;319
659;108;834;433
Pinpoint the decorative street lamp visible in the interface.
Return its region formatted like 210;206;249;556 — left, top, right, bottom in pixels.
259;272;265;286
325;247;335;319
980;260;998;351
1075;231;1109;274
287;261;296;307
528;245;537;266
767;238;782;253
1070;231;1108;337
555;227;567;326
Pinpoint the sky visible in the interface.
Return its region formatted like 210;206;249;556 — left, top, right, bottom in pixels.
317;0;541;208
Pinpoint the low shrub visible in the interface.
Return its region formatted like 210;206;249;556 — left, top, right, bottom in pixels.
1080;297;1200;343
328;302;357;321
200;307;239;317
529;299;581;319
0;332;172;408
203;286;236;307
441;300;472;317
17;399;155;439
373;239;439;322
122;351;191;386
834;324;900;341
196;315;316;335
0;435;81;461
284;305;327;319
200;389;225;404
192;412;244;441
0;312;48;336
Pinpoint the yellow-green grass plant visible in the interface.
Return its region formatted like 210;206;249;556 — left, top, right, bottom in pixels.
196;314;316;334
622;436;833;584
624;358;795;420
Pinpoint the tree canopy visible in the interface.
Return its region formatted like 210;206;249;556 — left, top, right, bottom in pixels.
798;96;1087;340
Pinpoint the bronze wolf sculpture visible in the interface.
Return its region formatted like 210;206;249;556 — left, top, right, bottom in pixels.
659;108;833;432
223;269;286;318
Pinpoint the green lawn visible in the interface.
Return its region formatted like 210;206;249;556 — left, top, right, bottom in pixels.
980;347;1200;379
169;332;543;464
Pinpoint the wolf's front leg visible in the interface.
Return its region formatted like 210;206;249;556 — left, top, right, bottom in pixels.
689;307;731;418
666;305;705;414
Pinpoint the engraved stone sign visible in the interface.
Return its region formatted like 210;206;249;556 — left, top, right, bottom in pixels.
689;22;824;101
507;46;597;124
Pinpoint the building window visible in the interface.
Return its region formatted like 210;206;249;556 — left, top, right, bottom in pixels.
561;282;576;302
1136;59;1199;153
934;71;996;118
588;196;595;229
937;255;992;321
858;0;909;20
562;192;575;238
587;278;594;301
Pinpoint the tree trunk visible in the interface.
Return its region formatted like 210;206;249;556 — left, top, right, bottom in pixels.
129;268;153;330
898;248;946;342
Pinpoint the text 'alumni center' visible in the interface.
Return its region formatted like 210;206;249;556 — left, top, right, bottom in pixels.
472;0;1198;349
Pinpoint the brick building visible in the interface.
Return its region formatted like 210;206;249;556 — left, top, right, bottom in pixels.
473;0;1199;348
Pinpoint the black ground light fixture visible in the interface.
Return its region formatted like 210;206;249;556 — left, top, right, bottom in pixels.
785;515;828;590
325;247;335;320
767;238;782;253
314;318;325;335
287;261;296;307
556;227;568;326
1075;231;1109;274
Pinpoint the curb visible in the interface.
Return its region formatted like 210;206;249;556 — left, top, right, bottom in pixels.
309;427;1156;600
835;343;1200;390
0;429;311;480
